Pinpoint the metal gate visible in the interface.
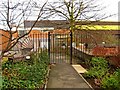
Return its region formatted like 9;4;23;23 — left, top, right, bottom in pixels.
48;32;72;64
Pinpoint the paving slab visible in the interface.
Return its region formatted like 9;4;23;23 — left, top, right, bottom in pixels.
46;63;92;89
72;65;87;73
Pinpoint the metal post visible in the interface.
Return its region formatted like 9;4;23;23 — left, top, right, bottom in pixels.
70;31;72;64
48;32;50;61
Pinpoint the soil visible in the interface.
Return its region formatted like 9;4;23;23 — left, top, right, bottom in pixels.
85;78;101;90
81;73;101;90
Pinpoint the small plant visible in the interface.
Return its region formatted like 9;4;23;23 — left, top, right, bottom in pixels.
101;69;120;90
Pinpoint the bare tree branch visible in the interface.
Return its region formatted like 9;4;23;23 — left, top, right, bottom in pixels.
1;0;48;55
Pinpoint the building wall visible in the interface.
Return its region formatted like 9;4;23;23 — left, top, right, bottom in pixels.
0;29;18;51
0;30;10;51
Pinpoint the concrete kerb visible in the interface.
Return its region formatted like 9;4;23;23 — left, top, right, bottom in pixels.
44;64;52;90
79;74;94;90
72;65;94;90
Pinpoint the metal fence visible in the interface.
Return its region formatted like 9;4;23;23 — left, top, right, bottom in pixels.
6;30;119;64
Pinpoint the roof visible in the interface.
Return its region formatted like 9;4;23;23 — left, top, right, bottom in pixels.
24;20;69;29
24;20;120;30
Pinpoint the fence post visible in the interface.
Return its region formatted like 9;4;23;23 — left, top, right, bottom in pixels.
70;31;72;65
48;32;50;61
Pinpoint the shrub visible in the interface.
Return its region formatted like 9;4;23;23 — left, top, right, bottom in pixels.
84;57;109;79
2;51;49;89
101;69;120;90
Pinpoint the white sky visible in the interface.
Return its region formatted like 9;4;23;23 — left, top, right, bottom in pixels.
100;0;120;21
35;0;120;21
43;0;120;21
0;0;120;21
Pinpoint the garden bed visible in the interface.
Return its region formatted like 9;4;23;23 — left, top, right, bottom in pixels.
79;57;120;90
2;51;50;89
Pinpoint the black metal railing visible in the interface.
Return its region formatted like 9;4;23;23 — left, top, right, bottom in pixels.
7;30;118;64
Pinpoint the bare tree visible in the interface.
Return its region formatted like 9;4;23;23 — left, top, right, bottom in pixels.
0;0;47;56
45;0;112;31
45;0;116;46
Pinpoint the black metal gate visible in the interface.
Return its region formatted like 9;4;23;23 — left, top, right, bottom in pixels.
48;32;72;64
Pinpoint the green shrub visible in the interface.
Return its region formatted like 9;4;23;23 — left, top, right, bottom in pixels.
84;57;109;79
84;57;120;89
2;51;49;89
101;69;120;90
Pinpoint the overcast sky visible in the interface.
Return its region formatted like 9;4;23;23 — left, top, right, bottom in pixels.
35;0;120;21
0;0;120;21
100;0;120;21
33;0;120;21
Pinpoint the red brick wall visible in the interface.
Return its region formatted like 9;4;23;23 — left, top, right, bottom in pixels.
92;46;118;56
92;46;120;67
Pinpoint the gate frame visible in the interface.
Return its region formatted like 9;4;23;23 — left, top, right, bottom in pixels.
48;31;73;64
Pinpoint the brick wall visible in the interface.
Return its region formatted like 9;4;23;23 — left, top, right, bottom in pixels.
92;46;118;56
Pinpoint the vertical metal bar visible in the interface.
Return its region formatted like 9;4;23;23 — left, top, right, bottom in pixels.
81;32;83;59
33;34;34;52
41;33;43;52
61;34;62;63
36;34;37;52
38;33;39;52
37;34;38;52
60;34;61;63
53;34;54;63
40;33;41;53
38;33;40;53
65;34;66;63
48;32;50;62
35;34;37;52
73;32;75;64
43;33;44;53
66;34;70;63
70;31;72;65
40;31;43;52
65;34;67;63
